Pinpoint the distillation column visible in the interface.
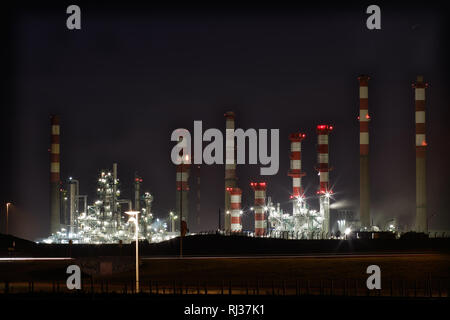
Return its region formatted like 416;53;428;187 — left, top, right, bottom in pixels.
50;115;61;234
358;75;371;229
414;75;428;233
227;187;243;232
251;182;267;236
224;111;238;231
317;125;333;236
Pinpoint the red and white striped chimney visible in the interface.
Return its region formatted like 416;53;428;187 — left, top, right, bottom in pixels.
288;132;306;215
358;75;371;229
288;133;306;197
226;187;242;232
317;125;333;235
176;137;190;229
224;111;237;231
50;115;61;234
316;125;333;195
251;182;267;236
413;75;428;233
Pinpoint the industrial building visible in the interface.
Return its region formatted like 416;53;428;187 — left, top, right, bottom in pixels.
45;75;429;243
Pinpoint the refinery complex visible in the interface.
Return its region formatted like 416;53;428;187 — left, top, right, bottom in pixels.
44;75;429;244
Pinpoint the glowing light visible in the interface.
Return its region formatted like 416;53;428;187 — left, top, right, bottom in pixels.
344;228;351;235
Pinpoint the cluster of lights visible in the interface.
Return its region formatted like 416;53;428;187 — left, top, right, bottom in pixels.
316;125;334;131
42;170;174;244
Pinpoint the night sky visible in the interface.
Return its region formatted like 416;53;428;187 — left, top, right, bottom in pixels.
1;2;449;240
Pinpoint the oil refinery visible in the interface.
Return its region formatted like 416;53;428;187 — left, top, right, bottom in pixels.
43;75;429;244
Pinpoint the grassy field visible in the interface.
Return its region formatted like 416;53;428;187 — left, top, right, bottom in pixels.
106;254;450;282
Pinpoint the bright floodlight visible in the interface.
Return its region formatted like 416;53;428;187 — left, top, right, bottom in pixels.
344;228;351;235
325;192;331;198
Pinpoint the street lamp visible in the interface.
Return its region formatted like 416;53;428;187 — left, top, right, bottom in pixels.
125;210;140;294
6;203;11;234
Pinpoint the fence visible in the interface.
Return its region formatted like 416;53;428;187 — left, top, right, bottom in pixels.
195;230;450;240
1;278;449;298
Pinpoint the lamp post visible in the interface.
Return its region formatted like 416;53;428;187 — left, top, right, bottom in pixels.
6;203;11;234
125;210;140;294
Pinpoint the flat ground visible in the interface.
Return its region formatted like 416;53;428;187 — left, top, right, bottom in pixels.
3;253;448;281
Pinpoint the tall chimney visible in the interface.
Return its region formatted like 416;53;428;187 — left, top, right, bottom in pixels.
226;187;242;232
288;132;306;214
316;125;333;236
358;75;371;229
251;182;267;236
134;173;142;211
224;111;237;231
176;137;190;230
413;75;428;233
50;115;61;234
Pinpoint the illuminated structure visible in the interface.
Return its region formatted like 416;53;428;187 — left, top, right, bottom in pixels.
49;115;61;234
224;111;238;231
358;75;371;229
414;75;428;233
316;124;333;236
288;132;306;214
176;136;190;230
251;182;267;236
226;187;242;232
43;163;170;244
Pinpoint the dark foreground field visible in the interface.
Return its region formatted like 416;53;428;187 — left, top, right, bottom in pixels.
1;234;449;300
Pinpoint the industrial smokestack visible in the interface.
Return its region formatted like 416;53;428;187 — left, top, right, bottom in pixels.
288;132;306;214
50;115;61;234
413;75;428;233
358;75;371;229
316;124;333;236
134;173;142;211
226;187;242;232
251;182;267;236
176;137;190;230
224;111;237;232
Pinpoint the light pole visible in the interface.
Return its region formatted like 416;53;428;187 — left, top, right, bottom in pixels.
125;210;140;294
6;203;11;234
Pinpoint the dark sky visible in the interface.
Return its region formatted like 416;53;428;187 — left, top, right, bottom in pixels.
2;2;449;240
